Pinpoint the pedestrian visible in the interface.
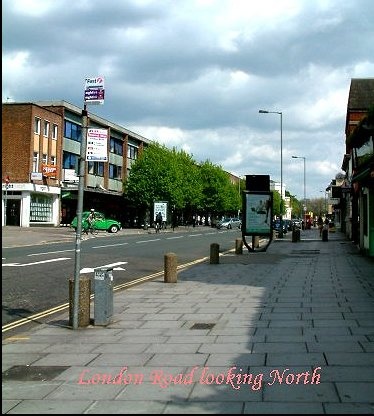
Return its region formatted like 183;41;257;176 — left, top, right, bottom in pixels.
317;216;324;237
155;212;163;232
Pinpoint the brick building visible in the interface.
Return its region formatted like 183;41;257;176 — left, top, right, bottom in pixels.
2;101;150;227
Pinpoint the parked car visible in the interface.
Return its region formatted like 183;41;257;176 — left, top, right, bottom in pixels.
272;219;287;234
283;219;293;231
216;217;242;230
70;211;121;233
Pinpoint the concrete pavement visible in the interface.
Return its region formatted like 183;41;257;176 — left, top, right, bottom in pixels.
2;227;374;413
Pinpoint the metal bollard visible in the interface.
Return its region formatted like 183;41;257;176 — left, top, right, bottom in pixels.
164;252;177;283
235;238;243;254
94;267;114;326
69;275;91;328
210;243;220;264
292;229;298;243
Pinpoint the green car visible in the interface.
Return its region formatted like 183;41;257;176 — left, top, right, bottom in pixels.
70;211;121;233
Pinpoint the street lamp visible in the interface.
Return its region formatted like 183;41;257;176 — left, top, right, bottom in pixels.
259;109;283;237
320;190;327;216
292;155;306;229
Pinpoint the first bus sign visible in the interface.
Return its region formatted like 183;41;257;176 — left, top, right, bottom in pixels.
84;76;105;105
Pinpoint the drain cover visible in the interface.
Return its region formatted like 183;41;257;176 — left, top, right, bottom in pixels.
2;365;69;381
291;250;320;255
190;323;216;330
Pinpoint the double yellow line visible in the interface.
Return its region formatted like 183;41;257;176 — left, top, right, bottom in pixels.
2;256;210;334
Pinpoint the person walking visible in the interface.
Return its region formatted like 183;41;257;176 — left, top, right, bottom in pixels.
317;216;324;237
155;212;163;233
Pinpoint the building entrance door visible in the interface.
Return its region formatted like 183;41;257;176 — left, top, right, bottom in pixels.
6;200;21;226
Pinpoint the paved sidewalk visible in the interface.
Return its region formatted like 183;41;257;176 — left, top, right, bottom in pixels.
2;229;374;414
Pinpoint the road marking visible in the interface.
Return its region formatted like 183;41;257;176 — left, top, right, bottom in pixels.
28;249;75;257
2;256;212;334
166;236;184;240
136;239;160;243
2;258;71;267
92;243;129;248
188;234;203;237
80;261;128;274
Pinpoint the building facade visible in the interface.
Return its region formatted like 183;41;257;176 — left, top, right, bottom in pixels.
2;101;150;228
340;78;374;256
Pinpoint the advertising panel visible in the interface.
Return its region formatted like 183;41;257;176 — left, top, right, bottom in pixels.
242;191;272;236
153;201;168;222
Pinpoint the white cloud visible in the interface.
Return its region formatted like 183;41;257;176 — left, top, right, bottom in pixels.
2;0;374;200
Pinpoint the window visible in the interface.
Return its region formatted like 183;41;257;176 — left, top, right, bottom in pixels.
63;151;79;170
110;137;123;156
88;161;104;176
52;124;58;140
30;194;52;223
34;117;41;134
109;164;122;180
127;145;138;160
42;154;48;165
50;156;56;166
33;152;39;172
43;121;50;137
64;120;82;142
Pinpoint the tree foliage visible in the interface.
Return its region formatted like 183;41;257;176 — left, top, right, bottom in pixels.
124;142;241;219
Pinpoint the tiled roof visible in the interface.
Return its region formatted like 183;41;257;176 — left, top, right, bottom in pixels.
348;78;374;110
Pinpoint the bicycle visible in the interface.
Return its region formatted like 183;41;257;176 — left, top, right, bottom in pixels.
154;222;162;233
84;220;99;236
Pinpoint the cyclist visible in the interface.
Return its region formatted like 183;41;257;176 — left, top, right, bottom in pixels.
84;209;96;234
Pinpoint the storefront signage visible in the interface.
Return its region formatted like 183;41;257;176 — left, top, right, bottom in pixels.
42;164;57;177
31;172;43;181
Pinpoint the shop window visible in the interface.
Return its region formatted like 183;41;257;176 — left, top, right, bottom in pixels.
30;194;53;222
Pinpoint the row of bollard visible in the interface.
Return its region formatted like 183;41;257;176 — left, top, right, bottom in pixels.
69;241;244;328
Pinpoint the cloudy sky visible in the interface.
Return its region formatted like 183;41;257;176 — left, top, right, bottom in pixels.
3;0;374;200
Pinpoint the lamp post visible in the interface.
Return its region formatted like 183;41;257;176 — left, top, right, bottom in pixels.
292;155;306;230
320;190;327;216
259;109;283;237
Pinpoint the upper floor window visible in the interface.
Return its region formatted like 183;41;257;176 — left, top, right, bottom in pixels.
109;164;122;180
64;120;82;142
42;154;48;164
43;121;50;137
50;156;56;166
63;151;79;170
127;145;138;160
88;161;104;176
34;117;41;134
33;152;39;171
52;124;58;140
110;137;123;156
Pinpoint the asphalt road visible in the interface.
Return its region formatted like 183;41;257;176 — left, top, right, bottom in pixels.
2;226;241;334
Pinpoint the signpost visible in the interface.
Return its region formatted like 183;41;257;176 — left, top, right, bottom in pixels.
72;76;105;330
86;129;108;162
4;176;10;226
